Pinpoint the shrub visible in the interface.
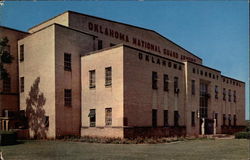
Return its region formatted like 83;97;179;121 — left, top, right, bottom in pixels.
235;132;250;139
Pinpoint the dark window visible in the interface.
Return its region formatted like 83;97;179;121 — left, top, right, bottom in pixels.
191;80;195;95
110;43;115;47
152;109;157;127
152;71;158;89
105;67;112;87
213;74;215;79
168;62;172;68
205;72;207;77
191;112;195;127
178;65;182;70
215;85;218;99
215;113;218;127
223;114;226;126
98;40;103;50
216;75;219;80
89;70;96;88
228;89;231;102
174;77;179;94
192;68;196;73
200;70;203;76
3;77;11;92
173;63;177;69
44;116;49;128
89;109;96;127
20;77;24;92
163;74;169;92
64;89;72;106
233;90;236;102
223;88;226;101
164;110;168;127
228;114;231;126
20;44;24;62
209;73;211;78
123;117;128;126
174;111;179;126
233;115;237;126
105;108;112;126
64;53;71;71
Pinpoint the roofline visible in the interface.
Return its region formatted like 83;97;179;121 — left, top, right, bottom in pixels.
0;25;29;34
221;75;245;84
28;10;202;61
187;61;221;73
82;43;184;65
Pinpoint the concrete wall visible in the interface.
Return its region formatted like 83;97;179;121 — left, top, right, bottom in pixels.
81;46;124;138
0;26;28;116
54;24;95;137
18;25;56;138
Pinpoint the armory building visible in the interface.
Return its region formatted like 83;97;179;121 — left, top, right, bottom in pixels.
0;11;245;139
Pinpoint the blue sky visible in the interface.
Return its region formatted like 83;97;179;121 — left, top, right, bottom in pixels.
1;1;249;119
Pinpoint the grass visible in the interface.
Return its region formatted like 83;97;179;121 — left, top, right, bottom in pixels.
0;139;249;160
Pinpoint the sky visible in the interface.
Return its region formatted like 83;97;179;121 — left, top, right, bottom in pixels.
0;1;249;119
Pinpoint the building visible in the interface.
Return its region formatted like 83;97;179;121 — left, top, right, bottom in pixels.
0;11;245;138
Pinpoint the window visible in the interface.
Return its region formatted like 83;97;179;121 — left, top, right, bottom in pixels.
228;114;231;126
223;114;226;126
152;109;157;127
191;80;195;95
209;73;211;78
98;40;103;50
20;44;24;62
20;77;24;92
205;72;207;77
3;77;11;92
228;89;231;102
163;74;169;92
200;70;203;76
164;110;168;127
89;109;96;127
44;116;49;128
192;68;196;73
233;115;237;126
152;71;158;89
105;108;112;126
89;70;96;88
64;53;71;71
223;88;226;101
174;111;179;126
215;113;218;127
233;90;236;102
64;89;72;106
168;62;172;68
178;65;182;70
173;63;177;69
215;85;218;99
174;77;179;94
191;111;195;127
110;43;115;47
105;67;112;86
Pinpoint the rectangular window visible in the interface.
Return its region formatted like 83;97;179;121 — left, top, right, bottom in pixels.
233;114;237;126
163;110;168;127
191;112;195;126
20;44;24;62
191;80;195;95
215;85;218;99
152;109;157;127
64;89;72;106
215;113;218;127
233;90;236;102
64;53;71;71
223;114;226;126
89;70;96;88
44;116;49;128
228;114;232;126
105;108;112;126
163;74;169;92
228;89;231;102
174;77;179;94
20;77;24;92
105;67;112;86
174;111;179;126
98;40;103;50
152;71;158;89
89;109;96;127
3;77;11;92
223;88;226;101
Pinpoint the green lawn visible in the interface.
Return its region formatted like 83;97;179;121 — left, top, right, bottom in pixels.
0;139;249;160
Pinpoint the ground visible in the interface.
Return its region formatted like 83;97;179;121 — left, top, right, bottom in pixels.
0;139;249;160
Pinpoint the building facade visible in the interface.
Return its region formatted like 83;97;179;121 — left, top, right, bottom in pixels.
1;11;245;138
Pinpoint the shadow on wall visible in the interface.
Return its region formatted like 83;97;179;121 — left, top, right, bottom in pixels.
26;77;48;139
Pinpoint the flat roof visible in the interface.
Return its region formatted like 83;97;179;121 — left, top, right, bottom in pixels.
0;25;29;34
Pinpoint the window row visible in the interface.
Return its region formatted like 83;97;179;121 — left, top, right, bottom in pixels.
88;108;112;127
152;109;180;127
222;114;237;126
89;67;112;89
152;72;180;94
223;77;241;87
223;88;237;102
192;67;219;80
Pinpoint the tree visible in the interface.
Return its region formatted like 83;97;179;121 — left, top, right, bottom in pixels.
0;37;13;80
